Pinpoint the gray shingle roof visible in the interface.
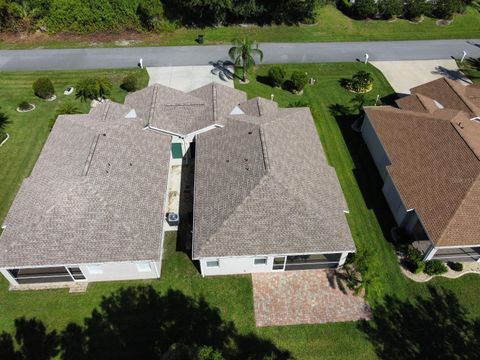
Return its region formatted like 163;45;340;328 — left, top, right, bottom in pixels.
0;102;171;267
192;102;355;258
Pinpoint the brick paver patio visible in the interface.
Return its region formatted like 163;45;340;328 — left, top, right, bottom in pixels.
252;269;371;327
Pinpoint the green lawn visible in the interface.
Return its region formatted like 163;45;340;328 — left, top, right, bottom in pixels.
1;64;480;359
0;68;148;222
0;5;479;49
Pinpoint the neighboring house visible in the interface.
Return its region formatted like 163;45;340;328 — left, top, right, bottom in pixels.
361;77;480;262
0;82;355;286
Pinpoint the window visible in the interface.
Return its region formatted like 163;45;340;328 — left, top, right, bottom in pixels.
136;262;152;272
206;259;219;268
254;257;267;265
86;264;103;274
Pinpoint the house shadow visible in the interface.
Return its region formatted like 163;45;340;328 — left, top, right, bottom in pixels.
0;287;292;360
176;147;194;254
329;103;397;243
359;286;480;359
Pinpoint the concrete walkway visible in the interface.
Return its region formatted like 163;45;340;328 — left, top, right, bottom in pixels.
371;59;471;95
1;40;480;71
147;65;233;91
252;269;370;327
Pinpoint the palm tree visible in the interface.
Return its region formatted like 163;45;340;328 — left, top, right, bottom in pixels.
228;37;263;83
55;102;81;116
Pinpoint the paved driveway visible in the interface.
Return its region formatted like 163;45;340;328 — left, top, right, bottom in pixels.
252;269;370;327
147;65;233;92
371;59;471;95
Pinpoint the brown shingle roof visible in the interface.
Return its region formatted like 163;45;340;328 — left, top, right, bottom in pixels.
365;80;480;247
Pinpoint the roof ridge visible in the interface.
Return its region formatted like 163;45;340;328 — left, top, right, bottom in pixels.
207;174;269;242
443;78;478;114
147;84;159;127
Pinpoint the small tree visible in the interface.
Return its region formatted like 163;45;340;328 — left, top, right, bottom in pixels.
290;71;308;93
353;0;378;19
404;0;426;20
136;0;165;31
228;37;263;82
121;74;139;92
33;78;55;99
267;66;285;87
433;0;457;19
378;0;403;19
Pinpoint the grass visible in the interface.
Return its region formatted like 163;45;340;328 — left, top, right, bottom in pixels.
0;5;479;49
1;64;480;359
0;68;148;222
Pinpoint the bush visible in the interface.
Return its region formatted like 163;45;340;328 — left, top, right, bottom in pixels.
33;78;55;99
405;247;425;273
18;101;32;111
404;0;427;20
344;71;374;93
353;0;378;18
433;0;458;19
378;0;403;19
75;77;112;102
137;0;166;31
447;261;463;272
424;260;448;275
267;66;286;87
290;71;308;93
121;74;139;92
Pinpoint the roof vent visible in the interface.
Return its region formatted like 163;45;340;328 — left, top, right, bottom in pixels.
433;100;444;109
125;109;137;119
470;116;480;124
230;106;245;116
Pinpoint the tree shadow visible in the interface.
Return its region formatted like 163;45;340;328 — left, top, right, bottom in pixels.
0;287;291;359
256;74;274;87
359;286;480;359
329;103;397;243
0;317;59;360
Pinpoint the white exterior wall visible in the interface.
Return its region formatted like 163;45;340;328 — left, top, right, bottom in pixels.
200;256;274;276
79;260;159;282
361;115;390;181
382;175;408;225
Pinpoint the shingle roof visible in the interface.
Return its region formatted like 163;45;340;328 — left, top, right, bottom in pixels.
193;102;355;258
0;102;171;267
365;78;480;247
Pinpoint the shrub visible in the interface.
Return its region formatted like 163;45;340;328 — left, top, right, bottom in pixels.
33;78;55;99
290;71;308;93
424;260;448;275
75;77;112;102
267;66;286;87
404;0;427;20
121;74;139;92
378;0;403;19
433;0;458;19
353;0;378;18
447;261;463;272
405;247;425;273
55;102;81;116
18;101;32;111
344;71;374;93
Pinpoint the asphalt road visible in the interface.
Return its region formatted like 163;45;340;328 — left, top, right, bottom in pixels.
1;39;480;71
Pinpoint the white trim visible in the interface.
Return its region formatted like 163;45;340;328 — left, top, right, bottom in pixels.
145;124;223;140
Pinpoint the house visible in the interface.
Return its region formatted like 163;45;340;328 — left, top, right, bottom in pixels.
361;77;480;262
0;82;355;286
